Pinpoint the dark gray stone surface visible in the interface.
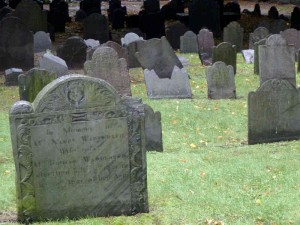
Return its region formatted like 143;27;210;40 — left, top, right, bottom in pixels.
84;46;131;96
258;34;296;86
180;31;198;53
39;52;68;77
248;79;300;145
144;66;192;99
10;74;148;222
197;28;214;66
249;27;270;49
258;19;288;34
280;28;300;52
34;31;52;53
212;42;237;74
83;13;109;43
165;21;189;50
135;37;183;78
0;17;34;71
254;38;266;75
18;68;56;102
4;68;23;86
205;61;236;99
126;39;144;68
223;21;244;52
100;41;129;66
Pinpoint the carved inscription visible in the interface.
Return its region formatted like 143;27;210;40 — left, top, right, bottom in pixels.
31;117;131;211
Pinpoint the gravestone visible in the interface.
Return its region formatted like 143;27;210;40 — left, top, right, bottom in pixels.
165;21;189;50
83;13;109;44
34;31;52;53
212;42;237;74
84;47;131;96
11;0;47;32
144;66;192;99
121;32;143;46
111;8;126;29
135;37;183;79
4;68;23;86
268;6;279;19
48;0;70;32
160;0;184;20
291;6;300;30
188;0;221;36
0;17;34;71
10;74;148;222
259;34;296;86
280;28;300;52
197;28;214;66
242;49;254;64
139;12;165;39
80;0;101;16
180;31;198;53
39;51;68;77
248;27;270;49
100;41;129;66
205;61;236;99
144;104;163;152
258;19;288;34
223;21;244;52
248;79;300;145
254;38;266;75
126;39;144;69
223;1;241;27
56;36;88;69
85;39;100;49
143;0;160;13
18;68;56;102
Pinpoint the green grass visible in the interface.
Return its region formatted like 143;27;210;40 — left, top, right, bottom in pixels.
0;53;299;224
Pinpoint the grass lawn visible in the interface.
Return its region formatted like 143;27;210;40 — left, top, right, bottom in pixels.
0;53;299;225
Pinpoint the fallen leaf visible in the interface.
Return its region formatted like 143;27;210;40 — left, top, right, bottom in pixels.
190;143;197;148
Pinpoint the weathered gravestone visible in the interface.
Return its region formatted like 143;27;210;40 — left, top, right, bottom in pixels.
0;17;33;71
83;13;109;44
39;51;68;77
280;28;300;52
254;38;266;75
85;39;100;49
100;41;129;66
121;32;143;46
242;49;254;64
180;31;198;53
10;74;149;223
268;6;279;19
135;37;183;78
291;6;300;30
84;46;131;96
56;36;88;69
248;27;270;49
18;68;56;102
11;0;47;32
165;21;189;50
205;61;236;99
34;31;52;53
259;34;296;86
144;66;192;99
4;68;23;86
197;28;214;66
212;42;237;74
121;32;144;68
223;21;244;52
144;104;163;152
248;79;300;145
258;19;288;34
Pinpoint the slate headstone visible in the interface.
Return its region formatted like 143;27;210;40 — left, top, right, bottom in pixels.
258;19;288;34
144;66;192;99
268;6;279;19
4;68;23;86
259;34;296;86
126;39;144;69
223;21;244;52
56;36;88;69
10;74;148;222
180;31;198;53
248;79;300;145
18;68;56;102
83;13;109;44
39;51;68;77
0;17;34;71
165;21;189;50
84;47;131;96
100;41;129;66
197;28;214;66
280;28;300;52
291;6;300;30
34;31;52;53
212;42;237;74
254;38;266;75
205;61;236;99
135;37;183;78
248;27;270;49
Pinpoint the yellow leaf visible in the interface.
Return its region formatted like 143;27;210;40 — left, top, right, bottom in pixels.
255;199;261;205
190;143;197;148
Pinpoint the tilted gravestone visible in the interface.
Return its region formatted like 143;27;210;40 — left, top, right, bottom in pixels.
11;0;47;32
135;37;183;78
259;34;296;86
223;21;244;52
34;31;52;53
4;68;23;86
56;36;88;69
0;17;34;71
144;104;163;152
205;61;236;99
18;68;57;102
83;13;109;44
248;79;300;145
165;21;189;50
39;51;68;77
212;42;237;74
144;66;192;99
197;28;214;66
280;28;300;52
248;27;270;49
254;38;266;75
180;31;198;53
84;47;131;96
10;74;148;223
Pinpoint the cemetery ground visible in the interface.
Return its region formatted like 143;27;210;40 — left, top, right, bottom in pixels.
0;53;300;224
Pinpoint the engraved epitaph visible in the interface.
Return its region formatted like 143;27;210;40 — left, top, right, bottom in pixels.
10;75;148;222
